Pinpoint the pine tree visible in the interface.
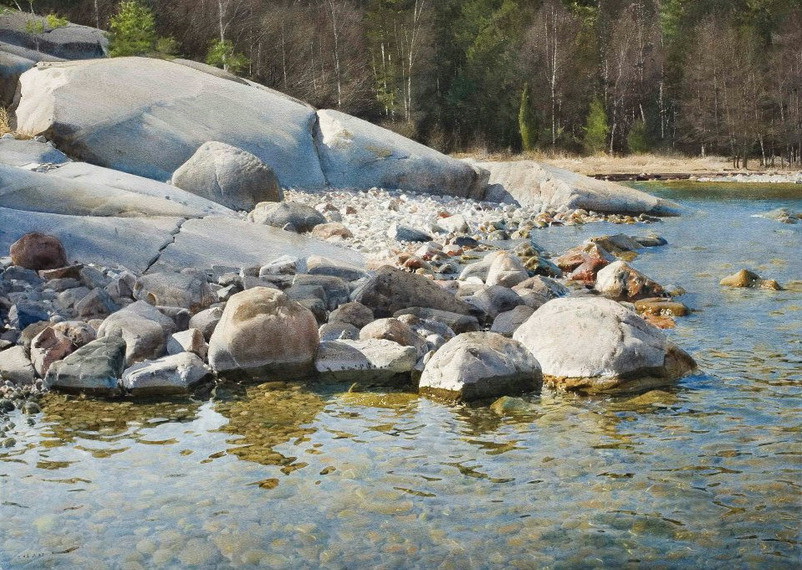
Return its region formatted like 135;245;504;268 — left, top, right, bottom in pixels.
108;1;156;57
518;82;538;151
583;97;609;154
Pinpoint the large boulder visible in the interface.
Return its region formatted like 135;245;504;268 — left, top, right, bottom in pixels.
513;297;696;394
469;160;681;216
171;141;283;210
249;201;326;233
0;12;108;60
15;57;326;188
208;287;319;375
316;109;487;198
97;307;170;367
419;332;542;401
44;336;126;395
353;266;475;318
0;345;36;385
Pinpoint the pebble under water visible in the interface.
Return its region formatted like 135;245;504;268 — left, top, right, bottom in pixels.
1;183;800;569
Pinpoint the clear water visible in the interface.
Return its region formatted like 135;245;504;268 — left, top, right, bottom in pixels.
1;183;800;569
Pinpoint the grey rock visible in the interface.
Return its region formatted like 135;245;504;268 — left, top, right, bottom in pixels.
97;310;168;367
8;301;49;330
134;271;214;313
51;320;96;348
490;305;536;337
16;57;326;188
470;285;525;320
353;266;475;318
44;336;126;395
0;137;69;168
166;328;208;359
292;274;350;310
74;288;119;319
30;326;74;377
387;223;432;243
171;141;283;211
315;339;417;385
121;353;210;396
419;332;542;401
485;251;529;288
0;345;36;385
393;307;482;334
316;109;485;198
306;255;368;282
318;322;360;341
328;301;374;329
248;201;326;233
188;306;225;341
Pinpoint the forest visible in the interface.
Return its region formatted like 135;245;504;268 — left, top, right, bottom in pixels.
6;0;802;166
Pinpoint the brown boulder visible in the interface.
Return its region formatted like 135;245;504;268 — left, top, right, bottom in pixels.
10;232;67;270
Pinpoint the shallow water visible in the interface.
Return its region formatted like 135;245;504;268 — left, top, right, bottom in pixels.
1;183;800;569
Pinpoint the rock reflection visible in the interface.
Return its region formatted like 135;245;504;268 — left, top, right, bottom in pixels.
38;393;201;449
213;381;325;468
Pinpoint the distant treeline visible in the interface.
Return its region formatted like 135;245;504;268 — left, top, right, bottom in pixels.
11;0;802;165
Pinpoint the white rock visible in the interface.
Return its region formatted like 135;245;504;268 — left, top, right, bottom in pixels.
513;297;696;394
315;338;417;384
419;332;541;401
121;353;210;395
166;328;208;359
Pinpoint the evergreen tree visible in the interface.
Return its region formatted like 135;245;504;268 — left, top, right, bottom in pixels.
518;82;538;151
583;97;609;154
108;1;156;57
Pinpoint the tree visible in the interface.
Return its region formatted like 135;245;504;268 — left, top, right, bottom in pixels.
108;1;156;57
206;38;248;74
518;82;538;151
583;96;609;154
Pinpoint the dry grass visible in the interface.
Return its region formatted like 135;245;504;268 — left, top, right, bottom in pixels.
0;107;11;136
456;150;799;176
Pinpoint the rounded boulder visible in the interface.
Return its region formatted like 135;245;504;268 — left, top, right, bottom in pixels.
513;296;696;394
208;287;319;375
10;232;67;270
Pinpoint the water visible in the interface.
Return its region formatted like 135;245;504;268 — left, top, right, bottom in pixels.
1;182;800;569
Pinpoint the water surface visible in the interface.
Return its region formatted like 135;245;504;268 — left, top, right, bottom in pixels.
1;182;800;568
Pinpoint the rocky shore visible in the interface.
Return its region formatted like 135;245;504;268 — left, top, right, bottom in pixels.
0;53;700;414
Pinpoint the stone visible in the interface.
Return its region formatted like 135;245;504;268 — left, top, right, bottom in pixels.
595;260;665;300
45;277;81;292
39;264;83;281
97;310;168;367
208;287;319;375
0;345;36;385
438;214;469;234
485;251;529;288
292;274;350;310
9;232;67;270
166;328;208;359
74;288;119;319
589;233;644;256
44;336;126;395
419;332;542;401
470;285;525;320
30;326;74;377
468;159;681;215
555;242;615;272
306;255;369;282
634;298;690;317
188;306;225;341
353;266;475;318
314;339;417;385
171;141;283;211
121;353;211;396
359;318;427;356
316;109;486;198
328;301;375;329
8;301;49;330
122;301;179;335
720;269;782;290
16;57;326;188
633;234;668;247
318;322;360;341
18;321;51;350
387;223;432;243
260;255;300;276
393;307;482;334
51;320;96;348
490;305;536;337
248;202;326;233
3;265;43;285
0;11;108;60
758;207;800;224
133;271;215;313
311;222;353;240
55;286;91;312
513;297;697;394
79;266;110;289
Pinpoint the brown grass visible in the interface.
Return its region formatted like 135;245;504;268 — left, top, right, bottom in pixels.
456;150;800;176
0;107;11;136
